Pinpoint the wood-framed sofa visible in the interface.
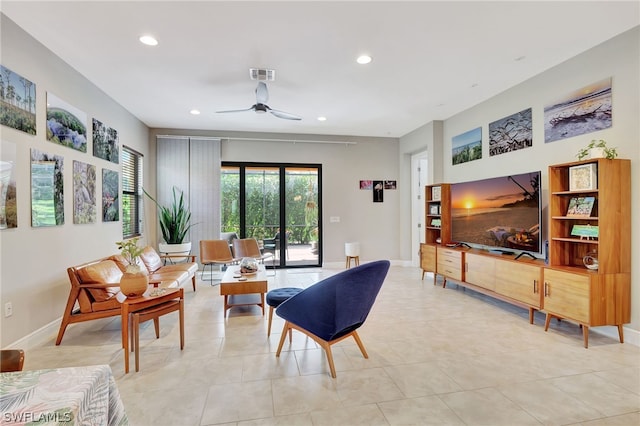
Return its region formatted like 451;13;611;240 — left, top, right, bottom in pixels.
55;246;197;345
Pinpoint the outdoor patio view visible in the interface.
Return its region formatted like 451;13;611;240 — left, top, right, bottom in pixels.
221;164;320;267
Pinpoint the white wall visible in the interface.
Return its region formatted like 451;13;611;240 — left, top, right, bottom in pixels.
0;15;150;347
149;129;400;264
401;27;640;338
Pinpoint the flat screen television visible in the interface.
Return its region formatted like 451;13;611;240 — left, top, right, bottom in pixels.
450;171;542;256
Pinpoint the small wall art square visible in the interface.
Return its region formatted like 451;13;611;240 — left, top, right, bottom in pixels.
93;118;119;163
373;180;384;202
452;127;482;165
489;108;532;156
73;160;96;224
1;140;17;229
0;65;36;135
544;77;612;143
47;92;87;152
102;168;119;222
31;149;64;227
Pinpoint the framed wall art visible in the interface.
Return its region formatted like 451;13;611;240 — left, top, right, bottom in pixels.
102;169;119;222
569;163;598;191
73;160;96;224
47;92;87;152
93;118;119;163
0;65;36;135
31;149;64;227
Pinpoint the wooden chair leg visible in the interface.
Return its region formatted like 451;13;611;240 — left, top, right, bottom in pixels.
275;322;290;356
153;317;160;338
319;341;337;378
267;306;274;337
351;331;369;359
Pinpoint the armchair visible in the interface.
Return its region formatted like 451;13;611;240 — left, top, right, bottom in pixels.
275;260;390;377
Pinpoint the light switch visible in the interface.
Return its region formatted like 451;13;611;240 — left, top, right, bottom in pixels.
330;216;340;223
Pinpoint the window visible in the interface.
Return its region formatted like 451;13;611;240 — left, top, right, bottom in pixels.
121;146;143;238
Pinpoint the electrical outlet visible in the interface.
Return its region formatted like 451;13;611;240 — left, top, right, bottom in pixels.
4;302;12;317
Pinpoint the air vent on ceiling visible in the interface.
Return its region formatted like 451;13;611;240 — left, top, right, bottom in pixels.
249;68;275;81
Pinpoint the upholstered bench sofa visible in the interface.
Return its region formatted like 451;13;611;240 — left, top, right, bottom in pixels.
55;246;197;345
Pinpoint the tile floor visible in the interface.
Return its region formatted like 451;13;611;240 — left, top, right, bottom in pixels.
23;265;640;425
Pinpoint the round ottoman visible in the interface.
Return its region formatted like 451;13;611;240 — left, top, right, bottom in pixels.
266;287;303;337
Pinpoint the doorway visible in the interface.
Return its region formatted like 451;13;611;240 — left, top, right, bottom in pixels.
221;162;322;268
411;151;428;266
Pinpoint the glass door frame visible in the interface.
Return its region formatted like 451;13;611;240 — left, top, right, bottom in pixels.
222;161;322;268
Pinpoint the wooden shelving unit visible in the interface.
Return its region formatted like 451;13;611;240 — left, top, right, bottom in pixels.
421;184;451;282
545;158;631;347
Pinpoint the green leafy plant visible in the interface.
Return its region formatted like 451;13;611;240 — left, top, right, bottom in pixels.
577;139;618;160
116;236;144;266
143;187;194;244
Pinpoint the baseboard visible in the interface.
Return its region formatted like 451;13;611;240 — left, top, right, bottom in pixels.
4;318;60;351
591;325;640;347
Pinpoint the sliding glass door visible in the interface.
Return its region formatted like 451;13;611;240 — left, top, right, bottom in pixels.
221;162;321;268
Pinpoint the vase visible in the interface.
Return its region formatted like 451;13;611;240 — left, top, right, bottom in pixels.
588;147;605;159
119;267;149;298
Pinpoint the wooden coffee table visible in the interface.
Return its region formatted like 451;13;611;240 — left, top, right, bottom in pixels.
220;266;268;316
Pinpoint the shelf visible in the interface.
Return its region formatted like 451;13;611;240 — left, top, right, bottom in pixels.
552;190;599;196
552;216;599;220
551;237;598;244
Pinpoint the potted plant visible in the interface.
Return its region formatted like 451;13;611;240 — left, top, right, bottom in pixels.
143;186;194;259
577;139;618;160
116;237;148;297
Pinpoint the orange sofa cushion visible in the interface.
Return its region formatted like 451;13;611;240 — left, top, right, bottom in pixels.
77;260;122;302
139;246;164;273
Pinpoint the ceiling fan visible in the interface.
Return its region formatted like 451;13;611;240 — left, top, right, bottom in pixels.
217;81;302;120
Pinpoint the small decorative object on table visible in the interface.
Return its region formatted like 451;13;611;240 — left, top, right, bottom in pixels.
239;257;259;275
583;251;599;270
116;237;149;297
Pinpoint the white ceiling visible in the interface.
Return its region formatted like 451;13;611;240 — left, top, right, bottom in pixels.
2;1;638;138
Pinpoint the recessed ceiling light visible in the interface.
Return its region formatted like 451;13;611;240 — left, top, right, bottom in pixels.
356;55;372;65
139;35;158;46
317;116;327;121
190;109;200;115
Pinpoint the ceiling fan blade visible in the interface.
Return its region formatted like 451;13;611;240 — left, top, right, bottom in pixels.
216;106;255;114
269;108;302;120
255;81;269;104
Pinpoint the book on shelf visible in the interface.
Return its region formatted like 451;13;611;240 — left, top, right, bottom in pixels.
571;224;599;239
566;196;595;217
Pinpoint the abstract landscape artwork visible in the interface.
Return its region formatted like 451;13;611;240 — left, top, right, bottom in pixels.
102;169;119;222
73;160;96;224
47;92;87;152
1;140;17;229
489;108;532;156
0;65;36;135
544;77;612;143
31;149;64;227
93;118;119;163
452;127;482;165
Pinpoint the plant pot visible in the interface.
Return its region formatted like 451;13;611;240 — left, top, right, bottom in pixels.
120;269;149;298
158;242;192;262
588;147;605;159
